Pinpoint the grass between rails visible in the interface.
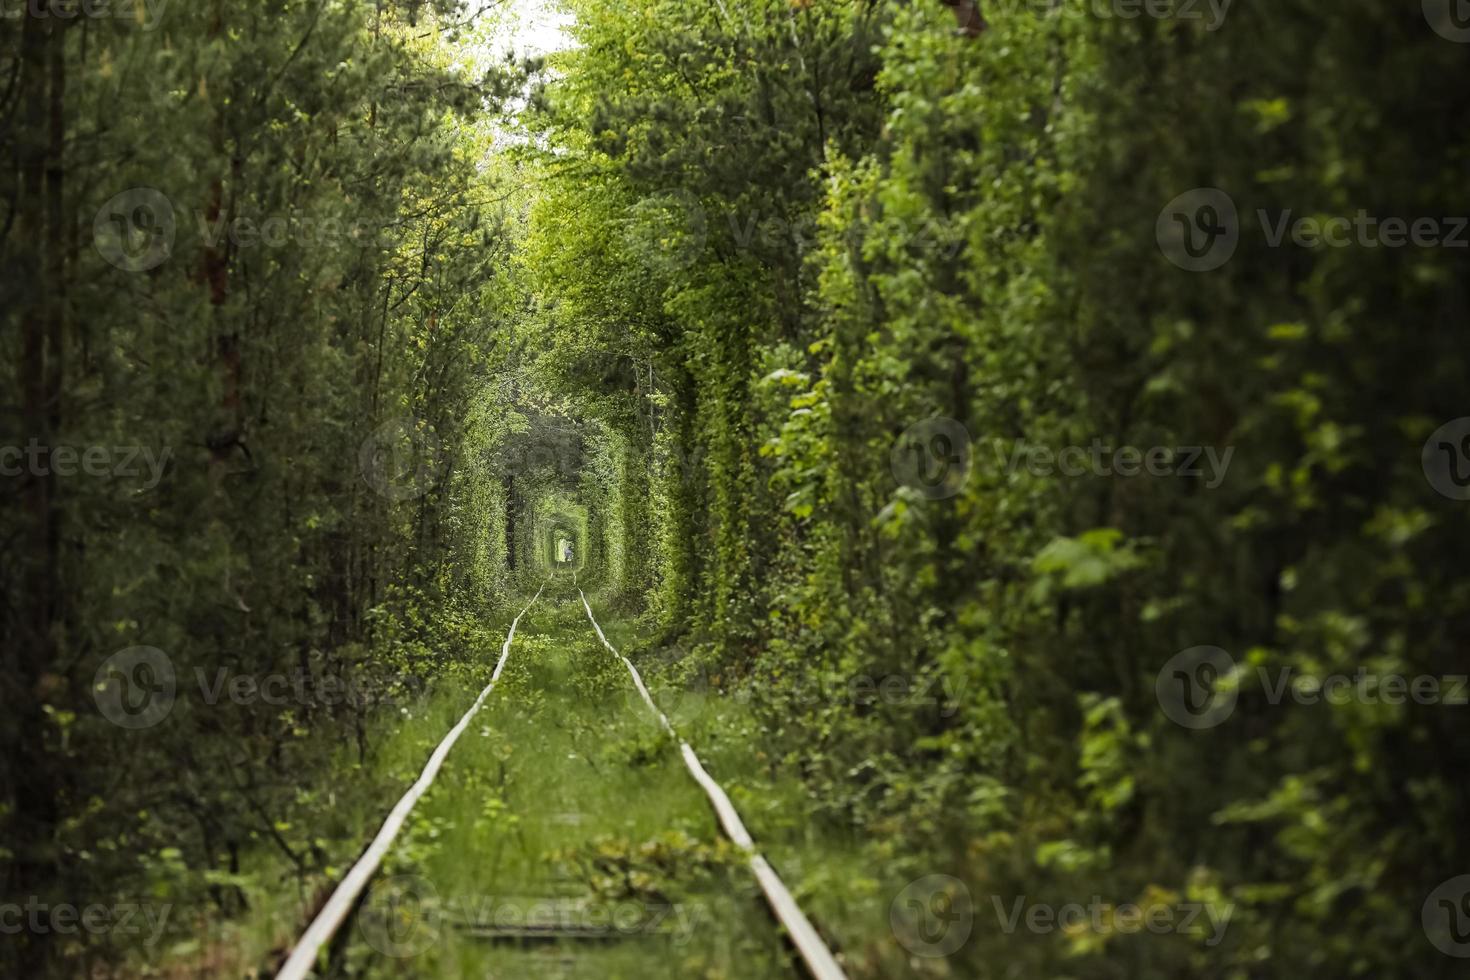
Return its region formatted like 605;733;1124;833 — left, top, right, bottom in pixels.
163;578;910;979
331;577;797;979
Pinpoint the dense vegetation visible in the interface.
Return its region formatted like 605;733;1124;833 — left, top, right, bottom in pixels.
3;0;1466;976
0;3;535;972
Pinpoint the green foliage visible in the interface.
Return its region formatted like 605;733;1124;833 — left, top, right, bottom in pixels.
0;2;533;972
511;2;1470;977
5;0;1464;976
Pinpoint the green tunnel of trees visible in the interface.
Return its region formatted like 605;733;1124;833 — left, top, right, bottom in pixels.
2;0;1467;976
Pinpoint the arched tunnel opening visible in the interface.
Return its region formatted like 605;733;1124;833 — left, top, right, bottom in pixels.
470;402;629;593
540;512;583;571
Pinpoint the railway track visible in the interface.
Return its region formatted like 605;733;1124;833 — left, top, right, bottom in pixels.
275;581;548;980
576;583;848;980
276;573;847;980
